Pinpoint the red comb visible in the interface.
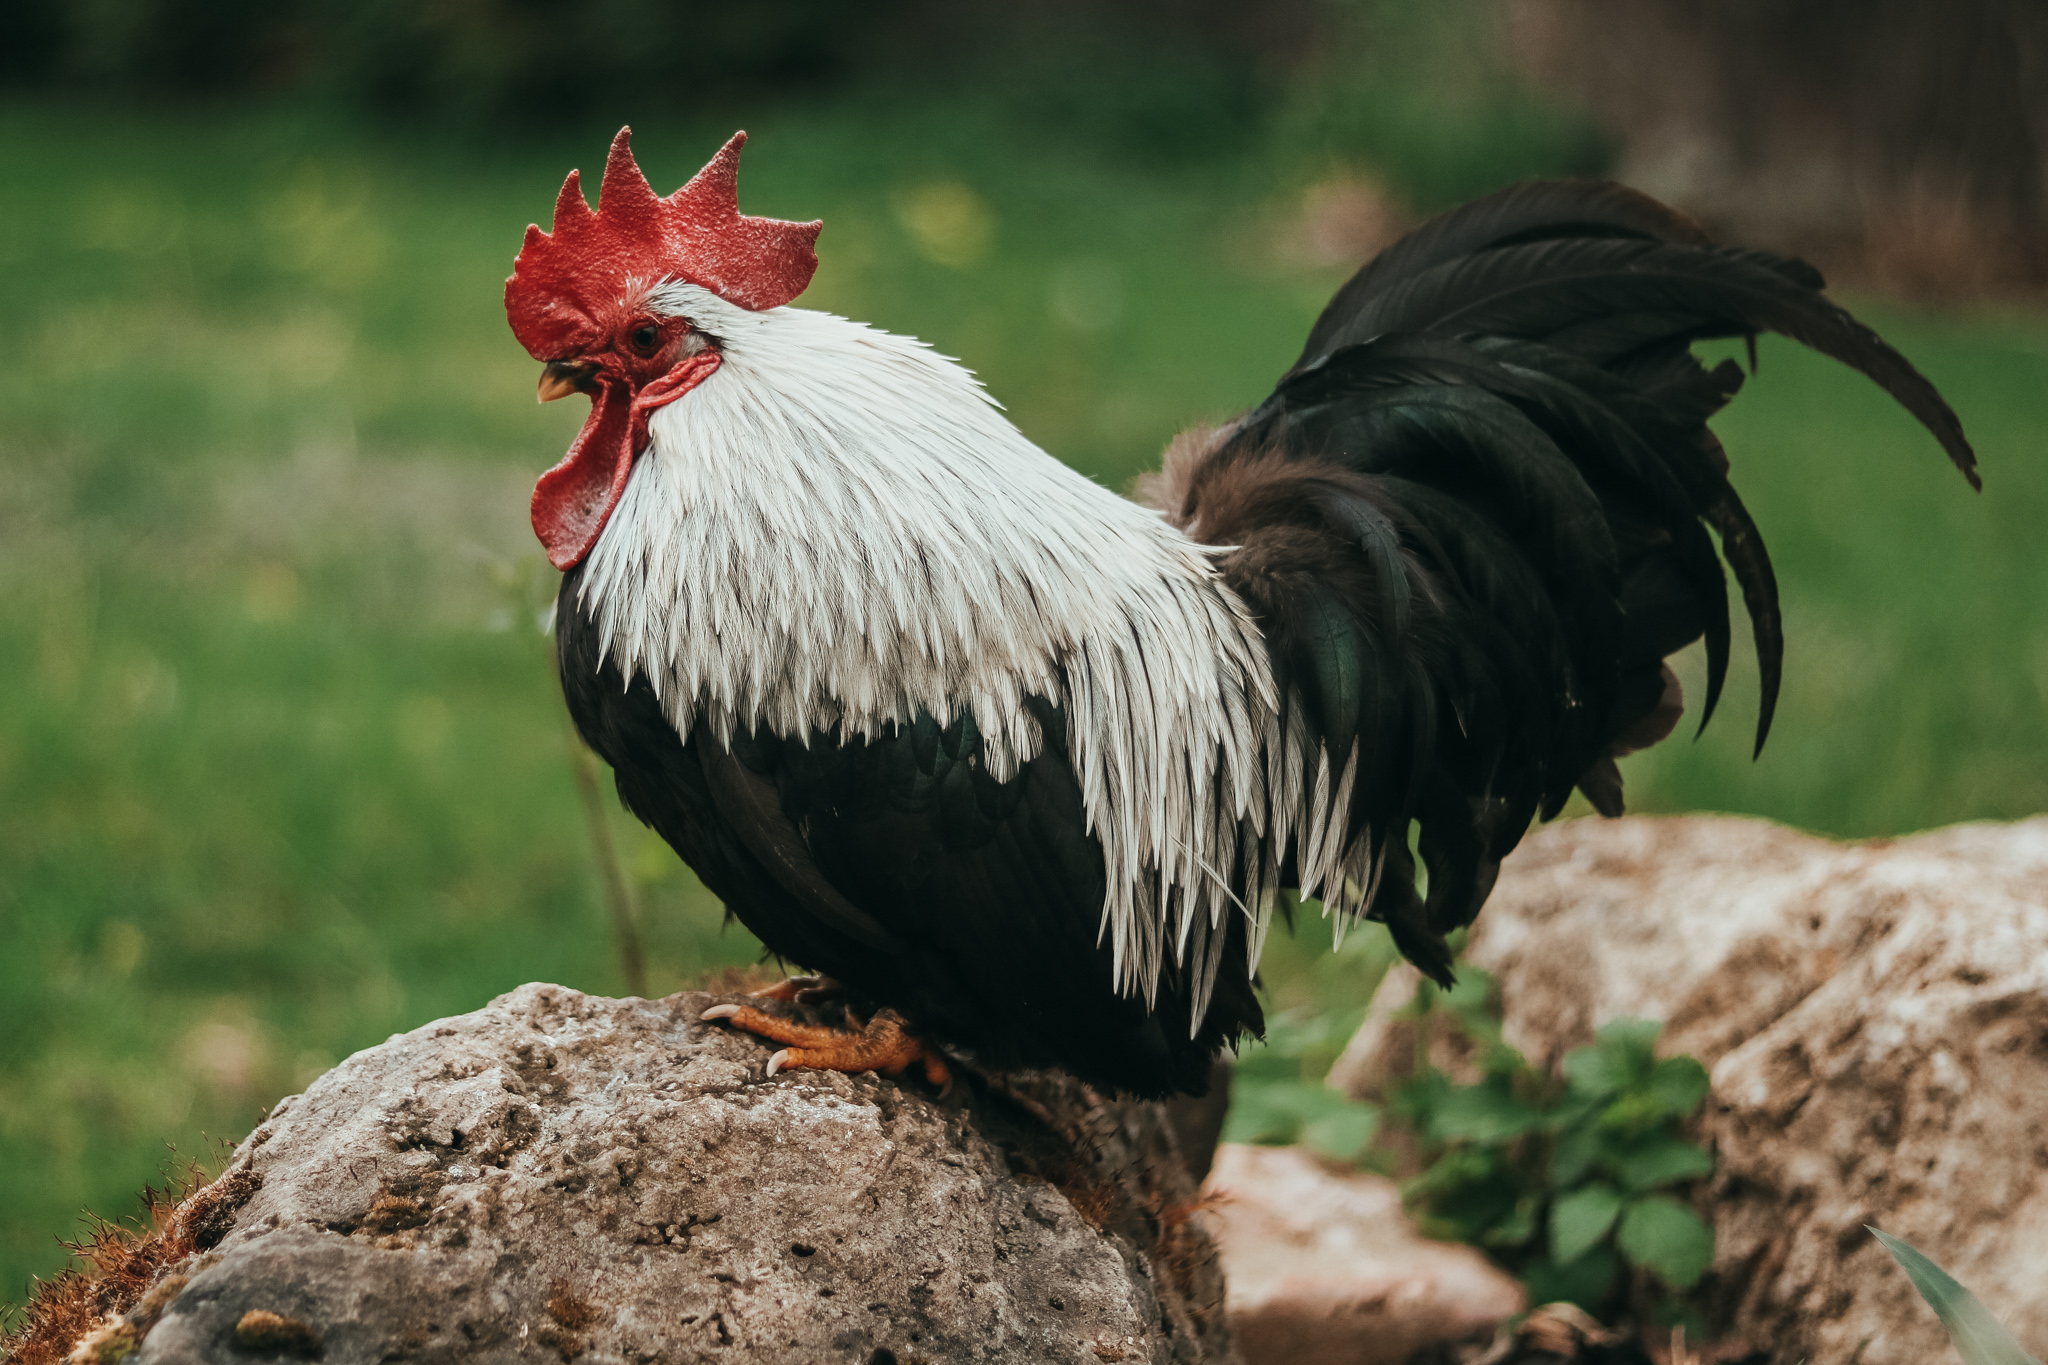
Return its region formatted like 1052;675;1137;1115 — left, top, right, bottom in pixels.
505;128;821;358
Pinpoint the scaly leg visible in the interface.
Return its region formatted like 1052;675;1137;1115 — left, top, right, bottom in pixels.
700;1003;952;1091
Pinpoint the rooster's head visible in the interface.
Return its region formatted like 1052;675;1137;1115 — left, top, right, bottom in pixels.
506;128;822;569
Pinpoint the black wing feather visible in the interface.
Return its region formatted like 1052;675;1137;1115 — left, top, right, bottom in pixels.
556;572;1260;1098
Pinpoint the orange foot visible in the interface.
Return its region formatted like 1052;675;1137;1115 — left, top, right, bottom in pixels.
699;1002;952;1092
746;974;844;1005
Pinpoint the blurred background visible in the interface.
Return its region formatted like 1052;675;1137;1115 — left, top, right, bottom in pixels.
3;0;2044;1306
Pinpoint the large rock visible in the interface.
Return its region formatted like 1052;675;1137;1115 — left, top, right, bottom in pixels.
1200;1146;1523;1365
64;984;1238;1365
1340;815;2048;1365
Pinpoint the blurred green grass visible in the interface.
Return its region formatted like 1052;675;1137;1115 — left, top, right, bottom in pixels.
2;93;2044;1306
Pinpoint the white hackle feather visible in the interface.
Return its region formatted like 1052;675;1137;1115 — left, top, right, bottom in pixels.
575;284;1372;1031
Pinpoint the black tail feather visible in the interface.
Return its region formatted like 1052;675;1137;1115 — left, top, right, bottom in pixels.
1292;180;1710;376
1156;177;1977;988
1703;484;1785;756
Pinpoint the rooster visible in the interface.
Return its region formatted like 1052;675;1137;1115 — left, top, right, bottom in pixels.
507;129;1976;1098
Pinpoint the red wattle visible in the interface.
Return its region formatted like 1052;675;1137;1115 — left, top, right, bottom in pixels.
530;351;722;570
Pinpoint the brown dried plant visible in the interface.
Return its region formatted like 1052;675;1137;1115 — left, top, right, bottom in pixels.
1;1159;258;1365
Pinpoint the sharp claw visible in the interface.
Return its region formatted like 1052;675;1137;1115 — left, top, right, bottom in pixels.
697;999;946;1091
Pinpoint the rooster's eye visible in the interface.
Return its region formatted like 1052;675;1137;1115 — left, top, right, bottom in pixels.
629;324;661;354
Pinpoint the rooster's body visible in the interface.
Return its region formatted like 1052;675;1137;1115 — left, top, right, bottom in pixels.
509;131;1975;1097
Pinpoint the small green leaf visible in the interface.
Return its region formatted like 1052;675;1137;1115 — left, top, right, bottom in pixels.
1427;1077;1542;1142
1549;1182;1624;1265
1218;1108;1292;1145
1403;1143;1502;1201
1565;1018;1661;1098
1218;1084;1291;1144
1539;1091;1601;1135
1522;1246;1622;1313
1482;1196;1537;1248
1229;1044;1307;1083
1302;1103;1380;1161
1643;1055;1710;1117
1221;1078;1355;1145
1871;1228;2042;1365
1391;1066;1453;1123
1614;1134;1715;1192
1596;1089;1673;1140
1441;965;1498;1024
1616;1195;1714;1290
1427;1179;1526;1247
1563;1040;1634;1100
1548;1120;1601;1187
1294;1086;1357;1122
1597;1016;1665;1062
1479;1038;1530;1078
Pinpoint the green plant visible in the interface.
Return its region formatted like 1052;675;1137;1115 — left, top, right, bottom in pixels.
1217;910;1399;1162
1220;1005;1385;1162
1873;1228;2041;1365
1384;978;1716;1315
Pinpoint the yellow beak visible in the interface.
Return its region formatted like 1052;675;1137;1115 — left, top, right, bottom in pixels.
538;359;597;404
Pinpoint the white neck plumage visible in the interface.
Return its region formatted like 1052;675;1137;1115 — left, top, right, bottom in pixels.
572;283;1365;1024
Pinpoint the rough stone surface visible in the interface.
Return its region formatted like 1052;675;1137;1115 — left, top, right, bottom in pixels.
1338;814;2048;1365
114;983;1238;1365
1201;1145;1524;1365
